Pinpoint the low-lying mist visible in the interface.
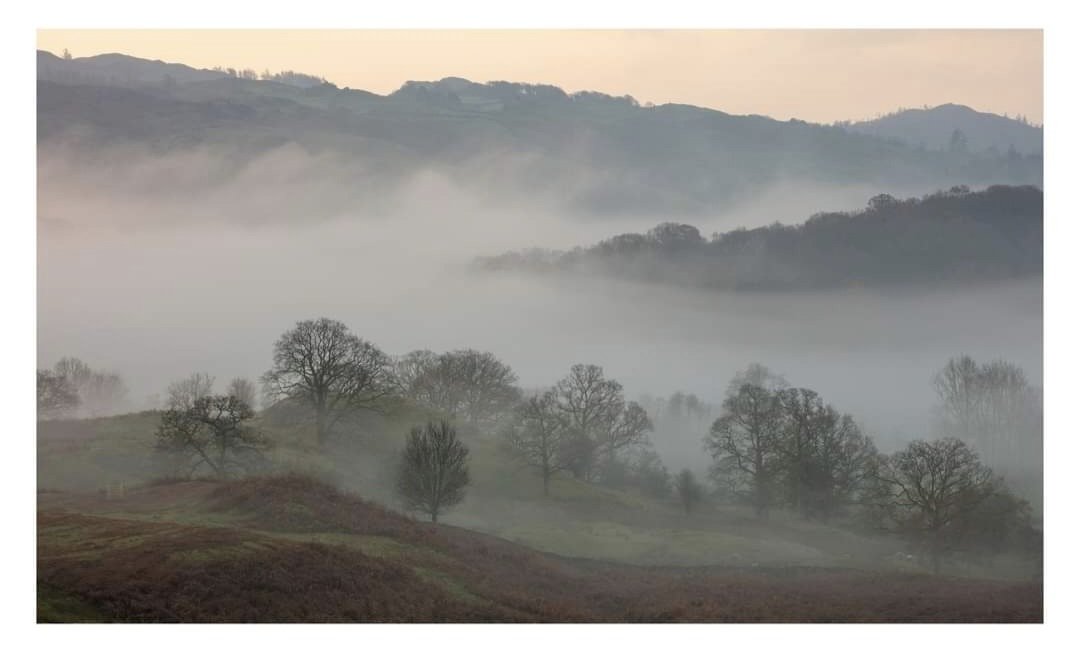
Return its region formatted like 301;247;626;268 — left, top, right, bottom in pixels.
38;144;1043;465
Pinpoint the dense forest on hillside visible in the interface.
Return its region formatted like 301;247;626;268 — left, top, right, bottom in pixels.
476;185;1043;291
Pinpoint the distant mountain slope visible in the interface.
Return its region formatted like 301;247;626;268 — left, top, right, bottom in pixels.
842;104;1042;156
477;185;1043;290
37;50;1043;217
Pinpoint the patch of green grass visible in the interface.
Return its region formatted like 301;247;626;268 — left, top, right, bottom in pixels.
37;584;110;623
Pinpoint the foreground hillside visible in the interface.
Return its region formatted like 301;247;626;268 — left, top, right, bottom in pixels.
38;476;1042;622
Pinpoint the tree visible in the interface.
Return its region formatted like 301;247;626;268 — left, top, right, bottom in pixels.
53;357;128;417
397;421;470;522
705;383;785;517
877;438;995;573
674;469;704;515
933;356;1041;475
37;370;78;420
394;349;520;429
155;395;265;478
553;364;650;480
726;363;788;396
167;372;215;411
62;48;72;61
777;388;877;521
263;318;391;446
226;377;258;410
505;390;572;496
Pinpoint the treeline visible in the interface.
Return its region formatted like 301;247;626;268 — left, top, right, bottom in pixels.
36;357;128;419
477;185;1043;290
38;318;1041;570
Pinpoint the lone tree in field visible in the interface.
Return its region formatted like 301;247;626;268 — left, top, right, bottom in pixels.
263;318;391;446
505;390;572;496
397;421;470;522
877;437;995;574
155;394;265;478
674;469;704;515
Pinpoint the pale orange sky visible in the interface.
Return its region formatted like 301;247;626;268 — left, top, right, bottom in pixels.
37;29;1043;124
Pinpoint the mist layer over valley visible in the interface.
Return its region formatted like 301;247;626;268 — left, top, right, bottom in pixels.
36;48;1044;622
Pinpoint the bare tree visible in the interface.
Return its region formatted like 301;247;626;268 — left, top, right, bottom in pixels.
155;395;265;478
394;349;520;429
167;372;216;411
705;383;785;517
726;362;788;396
933;356;1041;471
877;438;994;573
674;469;704;515
397;421;470;522
553;364;645;480
596;400;653;466
226;377;258;410
505;390;571;496
262;318;391;446
777;388;877;521
37;370;79;420
52;357;129;418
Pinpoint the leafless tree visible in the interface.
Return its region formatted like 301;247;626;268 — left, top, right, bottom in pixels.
167;372;216;411
777;388;877;521
705;383;785;517
505;390;572;496
262;318;391;446
877;437;995;573
51;357;128;417
933;356;1041;473
37;370;79;420
226;377;258;410
397;420;470;522
674;468;704;515
394;349;520;429
726;362;789;396
155;395;265;478
553;364;647;479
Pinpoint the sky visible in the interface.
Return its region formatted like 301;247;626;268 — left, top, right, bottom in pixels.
36;29;1043;124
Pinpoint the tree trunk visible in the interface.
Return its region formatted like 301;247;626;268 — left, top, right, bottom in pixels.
315;407;327;447
542;470;550;497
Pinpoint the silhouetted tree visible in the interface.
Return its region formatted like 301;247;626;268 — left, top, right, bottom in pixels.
674;469;704;515
397;421;470;522
505;391;571;496
705;383;785;517
155;395;265;478
263;318;391;446
37;370;78;419
877;438;995;573
553;364;651;480
226;377;258;410
394;349;520;429
166;372;216;411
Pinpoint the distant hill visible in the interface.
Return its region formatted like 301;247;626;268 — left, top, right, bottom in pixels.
37;50;1042;217
476;185;1043;291
841;104;1042;156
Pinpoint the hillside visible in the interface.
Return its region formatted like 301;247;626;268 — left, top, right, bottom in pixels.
38;475;1043;622
476;185;1043;291
843;104;1042;156
37;50;1042;218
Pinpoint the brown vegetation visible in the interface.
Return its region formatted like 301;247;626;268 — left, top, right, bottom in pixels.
38;475;1042;622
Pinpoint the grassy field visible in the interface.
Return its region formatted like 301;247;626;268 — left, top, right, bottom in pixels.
38;475;1043;622
37;414;1043;621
